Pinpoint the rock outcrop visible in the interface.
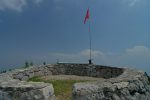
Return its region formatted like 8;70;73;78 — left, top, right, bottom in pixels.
72;68;150;100
0;72;55;100
0;63;149;100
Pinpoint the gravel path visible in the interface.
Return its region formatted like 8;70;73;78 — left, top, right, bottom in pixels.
42;75;103;81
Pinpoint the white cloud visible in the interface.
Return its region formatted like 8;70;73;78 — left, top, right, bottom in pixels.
123;0;146;7
0;0;26;12
80;49;105;58
121;46;150;64
0;0;44;12
126;46;150;55
48;46;150;71
49;49;105;63
107;46;150;72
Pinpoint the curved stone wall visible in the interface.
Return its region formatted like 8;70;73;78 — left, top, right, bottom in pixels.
12;63;124;81
0;63;150;100
72;69;150;100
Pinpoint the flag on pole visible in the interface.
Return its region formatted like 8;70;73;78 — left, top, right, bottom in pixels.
84;8;90;24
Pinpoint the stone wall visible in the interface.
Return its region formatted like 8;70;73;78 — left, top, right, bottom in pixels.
72;69;150;100
12;63;124;81
53;64;124;79
0;67;55;100
0;63;150;100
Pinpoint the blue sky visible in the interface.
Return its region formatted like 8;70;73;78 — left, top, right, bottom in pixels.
0;0;150;72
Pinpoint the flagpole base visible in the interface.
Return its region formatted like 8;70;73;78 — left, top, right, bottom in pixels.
88;59;92;64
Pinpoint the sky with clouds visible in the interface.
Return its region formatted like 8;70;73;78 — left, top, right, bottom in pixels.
0;0;150;72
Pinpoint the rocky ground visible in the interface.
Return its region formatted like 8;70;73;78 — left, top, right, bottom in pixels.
1;64;149;100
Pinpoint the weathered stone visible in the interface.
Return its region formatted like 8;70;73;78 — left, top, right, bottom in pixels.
113;82;129;89
71;67;150;100
0;63;150;100
0;71;55;100
112;94;120;100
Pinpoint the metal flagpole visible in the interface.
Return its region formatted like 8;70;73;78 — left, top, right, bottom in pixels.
88;8;92;64
84;7;92;64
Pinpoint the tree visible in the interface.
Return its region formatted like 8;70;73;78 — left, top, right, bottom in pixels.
30;61;33;66
2;70;6;73
43;62;46;65
25;61;29;68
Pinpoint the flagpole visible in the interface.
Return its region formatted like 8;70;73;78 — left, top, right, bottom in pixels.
88;8;92;64
84;7;92;64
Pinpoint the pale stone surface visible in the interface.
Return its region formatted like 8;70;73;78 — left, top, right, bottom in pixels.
0;70;55;100
0;63;150;100
113;82;129;89
72;68;150;100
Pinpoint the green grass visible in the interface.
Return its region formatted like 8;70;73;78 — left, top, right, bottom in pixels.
28;76;89;100
28;76;43;82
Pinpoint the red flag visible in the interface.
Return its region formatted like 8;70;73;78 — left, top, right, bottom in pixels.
84;8;90;24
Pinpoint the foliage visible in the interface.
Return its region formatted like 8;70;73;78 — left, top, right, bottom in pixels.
24;61;34;68
0;70;7;73
43;62;46;65
30;61;33;66
28;76;43;82
25;61;29;68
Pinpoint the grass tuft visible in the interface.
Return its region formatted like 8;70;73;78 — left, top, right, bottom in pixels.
28;76;89;100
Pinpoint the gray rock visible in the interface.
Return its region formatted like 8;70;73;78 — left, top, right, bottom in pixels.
0;63;150;100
